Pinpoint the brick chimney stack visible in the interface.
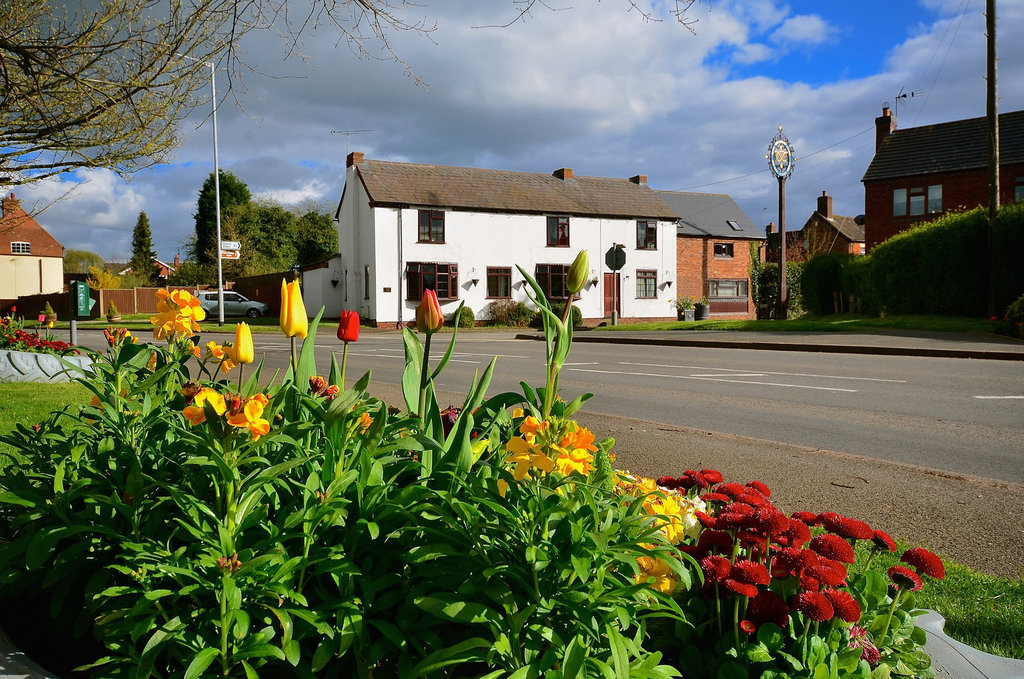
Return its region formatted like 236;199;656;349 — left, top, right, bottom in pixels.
628;174;648;185
346;151;364;167
553;168;574;180
765;221;776;235
817;190;833;218
174;253;180;268
875;106;896;150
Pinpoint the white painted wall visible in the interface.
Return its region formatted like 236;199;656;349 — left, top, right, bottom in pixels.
0;256;63;298
334;165;677;325
301;255;345;320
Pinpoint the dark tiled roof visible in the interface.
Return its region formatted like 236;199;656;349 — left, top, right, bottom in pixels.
353;159;678;220
862;109;1024;182
655;190;764;240
827;215;865;242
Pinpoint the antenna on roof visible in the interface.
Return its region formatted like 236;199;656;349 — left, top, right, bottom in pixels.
892;87;923;120
331;129;375;155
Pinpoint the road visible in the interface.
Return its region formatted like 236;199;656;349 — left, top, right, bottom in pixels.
71;328;1024;484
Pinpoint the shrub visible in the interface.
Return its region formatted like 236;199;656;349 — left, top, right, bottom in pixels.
801;253;855;315
446;304;475;327
992;292;1024;338
43;301;55;317
756;262;805;318
570;303;583;327
482;299;534;327
106;300;119;317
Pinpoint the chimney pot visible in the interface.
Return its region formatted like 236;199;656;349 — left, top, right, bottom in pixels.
766;221;776;234
817;190;833;218
346;151;364;167
553;168;573;180
174;253;180;268
629;174;647;185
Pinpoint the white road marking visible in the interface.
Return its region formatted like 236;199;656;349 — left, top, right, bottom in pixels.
564;362;601;366
974;395;1024;399
567;367;858;392
620;362;905;383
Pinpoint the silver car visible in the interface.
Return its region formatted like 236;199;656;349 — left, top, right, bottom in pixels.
199;291;270;319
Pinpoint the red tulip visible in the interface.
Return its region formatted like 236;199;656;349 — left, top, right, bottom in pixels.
37;313;45;323
416;289;444;335
337;310;360;343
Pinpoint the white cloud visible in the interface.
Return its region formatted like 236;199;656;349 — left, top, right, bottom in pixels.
770;14;835;46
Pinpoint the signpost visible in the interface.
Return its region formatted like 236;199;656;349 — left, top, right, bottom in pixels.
605;244;626;326
220;250;240;260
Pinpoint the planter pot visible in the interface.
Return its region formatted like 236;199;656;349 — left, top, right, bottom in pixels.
44;314;57;325
0;349;93;384
107;315;122;323
694;304;710;321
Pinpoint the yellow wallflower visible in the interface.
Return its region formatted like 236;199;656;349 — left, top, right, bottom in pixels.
505;435;555;481
205;341;237;373
225;393;270;440
182;388;227;425
636;553;678;594
356;412;373;433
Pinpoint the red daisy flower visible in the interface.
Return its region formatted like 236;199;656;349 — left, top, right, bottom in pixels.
700;469;724;484
656;475;680;489
821;515;874;541
781;518;811;547
791;510;819;525
871;529;897;552
790;591;834;622
740;620;757;634
809;534;856;564
751;506;790;536
888;565;923;591
697;530;734;554
799;573;821;592
678;470;711;490
900;548;945;580
824;588;861;623
695;511;720;530
717;483;746;498
745;480;771;497
771;547;806;578
735;491;768;507
807;557;848;588
748;590;790;628
721;578;759;597
738;530;766;548
700;492;731;504
700;554;732;583
732;559;771;586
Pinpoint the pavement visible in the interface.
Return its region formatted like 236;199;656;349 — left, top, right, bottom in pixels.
1;326;1022;678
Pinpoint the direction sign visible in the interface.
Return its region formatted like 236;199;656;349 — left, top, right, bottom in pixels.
220;240;241;251
220;249;241;260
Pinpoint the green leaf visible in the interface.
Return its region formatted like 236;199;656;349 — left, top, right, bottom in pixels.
413;595;501;625
757;623;784;652
412;637;492;675
606;624;628;678
184;647;220;679
561;636;587;679
295;306;326;385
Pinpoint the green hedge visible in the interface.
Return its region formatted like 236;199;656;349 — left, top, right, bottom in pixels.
755;262;804;318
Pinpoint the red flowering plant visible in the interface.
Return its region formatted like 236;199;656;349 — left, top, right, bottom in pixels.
642;470;943;679
0;314;79;356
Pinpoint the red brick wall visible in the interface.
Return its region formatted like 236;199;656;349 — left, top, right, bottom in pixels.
676;236;758;319
1;194;64;258
864;163;1024;250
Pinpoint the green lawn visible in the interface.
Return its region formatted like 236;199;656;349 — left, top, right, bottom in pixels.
0;381;91;469
596;314;999;334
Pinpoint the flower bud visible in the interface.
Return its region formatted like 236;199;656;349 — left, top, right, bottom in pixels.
567;249;589;294
233;322;254;364
416;289;444;335
337;309;360;343
281;279;308;339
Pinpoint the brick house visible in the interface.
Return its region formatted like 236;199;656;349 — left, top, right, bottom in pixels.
862;107;1024;250
334;153;679;327
794;191;865;260
0;192;64;300
657;191;764;319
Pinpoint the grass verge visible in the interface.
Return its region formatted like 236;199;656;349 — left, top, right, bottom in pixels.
2;382;1021;660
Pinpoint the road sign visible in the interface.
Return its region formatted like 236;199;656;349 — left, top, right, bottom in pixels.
220;249;240;260
605;244;626;271
220;240;241;251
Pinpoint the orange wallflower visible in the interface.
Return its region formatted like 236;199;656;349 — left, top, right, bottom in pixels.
226;393;270;440
183;388;227;425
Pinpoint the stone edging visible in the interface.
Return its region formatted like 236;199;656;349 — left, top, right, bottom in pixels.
0;350;93;384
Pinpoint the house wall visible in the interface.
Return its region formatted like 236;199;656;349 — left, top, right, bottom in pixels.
0;256;63;298
301;256;345;320
675;236;757;319
864;163;1024;250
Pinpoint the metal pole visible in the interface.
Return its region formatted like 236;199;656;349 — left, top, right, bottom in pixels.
210;61;225;327
986;0;999;318
777;176;787;320
70;319;77;346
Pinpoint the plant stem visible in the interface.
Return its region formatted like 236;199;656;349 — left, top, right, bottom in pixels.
237;363;244;392
418;333;432;421
341;342;349;389
290;336;297;377
877;589;903;646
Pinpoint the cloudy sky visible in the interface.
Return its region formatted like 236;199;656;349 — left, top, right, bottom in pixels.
14;0;1024;262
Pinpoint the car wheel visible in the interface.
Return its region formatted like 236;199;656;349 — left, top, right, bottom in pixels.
247;308;261;319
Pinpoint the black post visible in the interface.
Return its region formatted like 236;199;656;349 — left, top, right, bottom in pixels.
986;0;999;318
777;176;787;320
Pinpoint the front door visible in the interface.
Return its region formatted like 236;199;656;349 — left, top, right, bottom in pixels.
603;273;620;317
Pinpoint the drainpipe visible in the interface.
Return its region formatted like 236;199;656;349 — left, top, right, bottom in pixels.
397;207;403;327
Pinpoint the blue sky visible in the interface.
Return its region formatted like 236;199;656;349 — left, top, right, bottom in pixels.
12;0;1024;261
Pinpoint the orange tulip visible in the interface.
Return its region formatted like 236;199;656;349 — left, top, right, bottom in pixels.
416;289;443;335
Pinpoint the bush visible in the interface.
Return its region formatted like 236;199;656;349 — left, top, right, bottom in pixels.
993;292;1024;338
43;301;55;317
756;262;804;318
570;303;583;327
801;253;855;315
106;300;119;317
446;304;475;327
483;299;534;327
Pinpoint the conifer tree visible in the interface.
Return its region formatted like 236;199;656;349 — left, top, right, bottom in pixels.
193;171;251;267
129;211;158;284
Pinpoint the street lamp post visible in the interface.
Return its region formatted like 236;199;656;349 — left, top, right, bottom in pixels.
766;126;795;320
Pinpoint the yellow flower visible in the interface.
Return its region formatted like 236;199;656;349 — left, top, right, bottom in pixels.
226;393;270;440
280;279;308;339
636;552;678;594
356;412;373;433
505;436;555;481
183;388;227;425
150;289;205;340
232;322;254;364
205;341;237;373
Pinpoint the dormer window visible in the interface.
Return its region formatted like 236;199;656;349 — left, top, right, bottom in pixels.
11;242;30;254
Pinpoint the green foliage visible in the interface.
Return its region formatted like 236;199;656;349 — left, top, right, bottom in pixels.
992;292;1024;338
221;201;299;276
293;211;339;265
42;300;54;316
128;211;158;284
483;300;534;327
570;303;583;327
106;300;119;317
64;249;105;274
167;259;213;286
801;253;856;315
756;262;805;318
447;305;475;327
192;171;251;267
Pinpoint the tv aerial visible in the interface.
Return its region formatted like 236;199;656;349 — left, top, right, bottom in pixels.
330;129;375;154
891;87;923;119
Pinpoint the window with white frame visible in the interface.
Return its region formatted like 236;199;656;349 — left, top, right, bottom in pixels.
636;269;657;298
893;184;941;217
11;242;30;254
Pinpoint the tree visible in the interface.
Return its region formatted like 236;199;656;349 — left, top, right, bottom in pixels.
129;211;158;283
64;248;105;274
2;1;700;187
86;265;122;289
221;200;298;276
294;211;339;265
192;170;250;267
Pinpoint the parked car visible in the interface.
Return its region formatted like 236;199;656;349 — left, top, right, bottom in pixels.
198;291;270;319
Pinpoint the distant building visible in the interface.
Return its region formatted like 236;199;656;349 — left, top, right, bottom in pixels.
657;191;764;319
795;191;865;259
861;107;1024;250
118;254;181;281
0;193;64;300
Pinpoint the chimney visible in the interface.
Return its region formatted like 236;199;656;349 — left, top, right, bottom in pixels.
629;174;648;185
875;106;896;150
817;190;833;218
553;168;573;180
765;221;776;235
346;151;364;167
174;253;180;268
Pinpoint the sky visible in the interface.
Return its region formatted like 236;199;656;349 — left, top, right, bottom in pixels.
12;0;1024;262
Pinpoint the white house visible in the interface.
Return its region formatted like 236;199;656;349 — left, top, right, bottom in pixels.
1;193;64;301
333;153;679;327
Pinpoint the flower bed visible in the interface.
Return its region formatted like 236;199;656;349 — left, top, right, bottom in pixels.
0;269;944;678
